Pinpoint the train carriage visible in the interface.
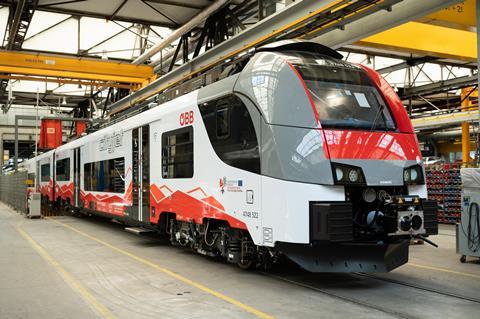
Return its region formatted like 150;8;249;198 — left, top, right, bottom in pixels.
30;41;438;273
54;148;74;207
36;150;54;203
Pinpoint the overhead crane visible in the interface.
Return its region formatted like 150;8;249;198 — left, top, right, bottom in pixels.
355;22;477;62
353;0;477;61
422;0;476;30
0;50;155;89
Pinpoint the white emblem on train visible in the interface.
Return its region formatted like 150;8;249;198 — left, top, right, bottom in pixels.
99;130;124;153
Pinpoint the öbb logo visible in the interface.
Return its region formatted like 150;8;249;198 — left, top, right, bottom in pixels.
179;111;194;126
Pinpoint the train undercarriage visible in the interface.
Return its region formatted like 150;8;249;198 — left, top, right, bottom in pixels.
43;184;437;273
161;186;437;272
166;217;270;270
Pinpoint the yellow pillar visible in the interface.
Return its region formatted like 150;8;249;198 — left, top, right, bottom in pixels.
461;88;472;165
462;122;470;164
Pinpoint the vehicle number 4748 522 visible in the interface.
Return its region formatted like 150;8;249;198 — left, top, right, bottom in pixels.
243;211;258;218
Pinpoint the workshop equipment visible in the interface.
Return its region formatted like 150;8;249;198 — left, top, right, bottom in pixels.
27;192;41;218
457;168;480;262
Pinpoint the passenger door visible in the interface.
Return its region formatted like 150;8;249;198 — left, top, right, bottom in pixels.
131;125;150;224
73;148;80;207
141;125;150;223
131;128;140;221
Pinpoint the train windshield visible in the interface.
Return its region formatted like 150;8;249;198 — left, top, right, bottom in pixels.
293;59;396;130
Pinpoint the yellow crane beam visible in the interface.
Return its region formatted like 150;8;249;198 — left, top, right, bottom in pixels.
422;0;476;30
0;50;155;85
0;74;132;89
355;21;477;62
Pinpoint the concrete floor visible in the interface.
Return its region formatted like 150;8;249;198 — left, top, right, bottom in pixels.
1;202;480;319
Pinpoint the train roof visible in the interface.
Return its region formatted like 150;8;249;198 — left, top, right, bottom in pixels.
34;149;55;160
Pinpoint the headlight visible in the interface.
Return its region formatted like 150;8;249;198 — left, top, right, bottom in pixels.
410;169;418;181
332;163;365;185
335;167;344;181
403;165;424;185
348;170;359;182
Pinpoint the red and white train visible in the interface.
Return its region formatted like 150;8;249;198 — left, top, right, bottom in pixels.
24;41;438;272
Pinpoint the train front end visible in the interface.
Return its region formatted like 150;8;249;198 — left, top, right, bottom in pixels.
235;41;438;272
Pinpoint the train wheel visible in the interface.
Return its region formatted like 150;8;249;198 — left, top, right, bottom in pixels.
237;259;254;270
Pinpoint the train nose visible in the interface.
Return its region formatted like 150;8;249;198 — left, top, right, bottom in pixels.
322;130;422;186
330;159;408;186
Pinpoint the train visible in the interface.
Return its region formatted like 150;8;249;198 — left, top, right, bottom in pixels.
23;40;438;273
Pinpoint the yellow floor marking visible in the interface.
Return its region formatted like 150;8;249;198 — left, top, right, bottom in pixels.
16;226;117;319
47;217;274;319
407;262;480;280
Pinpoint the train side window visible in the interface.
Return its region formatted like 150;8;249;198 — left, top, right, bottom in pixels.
162;126;194;179
84;162;96;191
84;157;125;193
41;163;50;182
199;95;260;174
56;158;70;181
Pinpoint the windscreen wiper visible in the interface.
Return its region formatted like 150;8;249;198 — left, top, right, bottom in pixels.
370;102;388;133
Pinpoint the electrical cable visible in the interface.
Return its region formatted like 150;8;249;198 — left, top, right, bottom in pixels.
467;202;480;252
204;220;218;247
460;201;480;253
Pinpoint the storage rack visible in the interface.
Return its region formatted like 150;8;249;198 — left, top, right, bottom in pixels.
426;164;462;224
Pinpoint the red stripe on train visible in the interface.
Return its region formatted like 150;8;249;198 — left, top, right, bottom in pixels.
150;184;247;230
55;182;74;201
81;181;133;216
323;130;421;161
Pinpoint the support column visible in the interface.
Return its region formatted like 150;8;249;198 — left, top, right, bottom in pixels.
461;88;472;165
461;122;470;164
477;0;480;164
0;133;3;175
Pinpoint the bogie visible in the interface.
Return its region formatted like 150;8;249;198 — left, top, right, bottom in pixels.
166;217;269;270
